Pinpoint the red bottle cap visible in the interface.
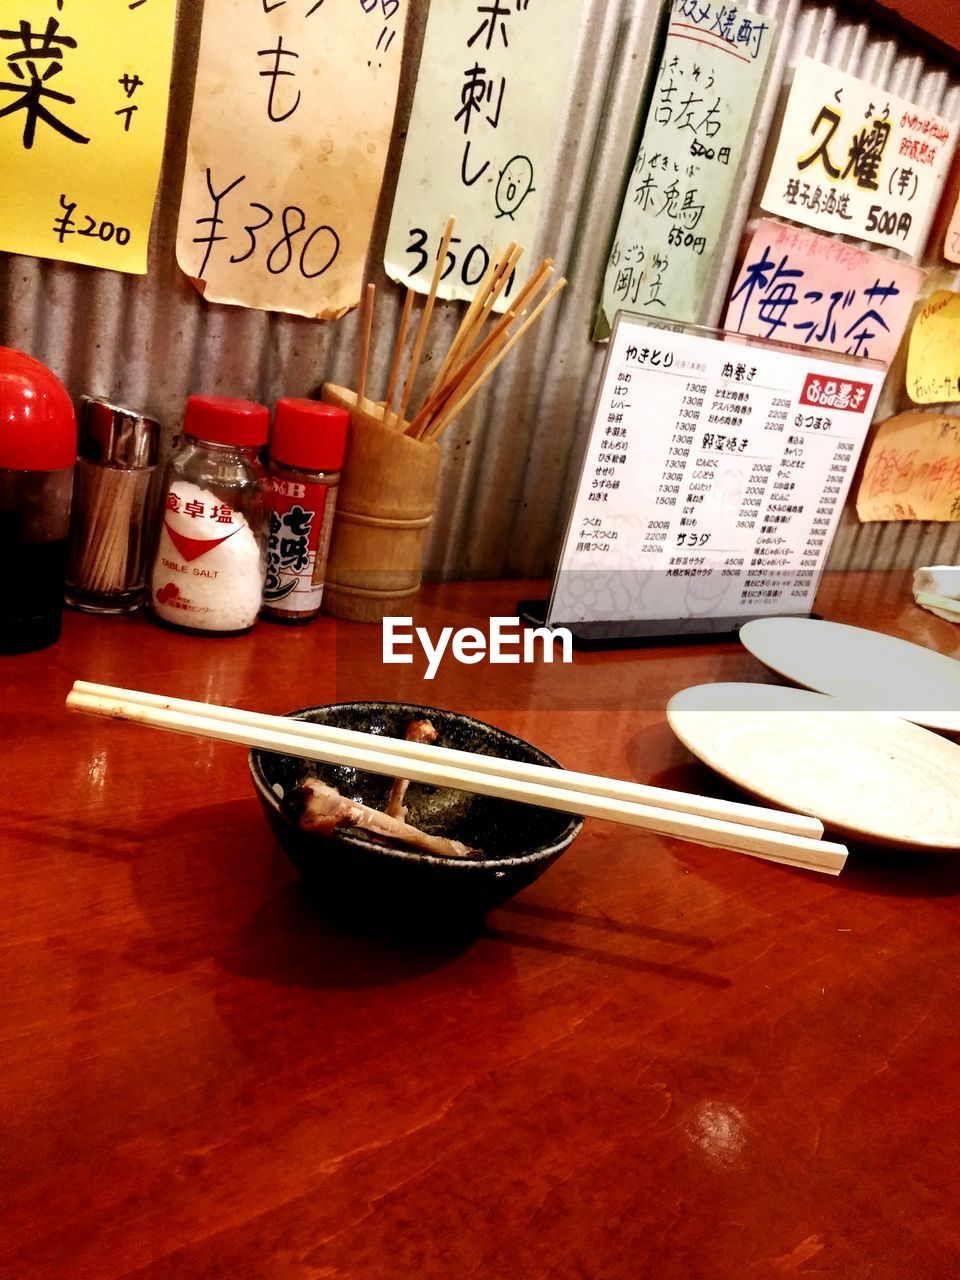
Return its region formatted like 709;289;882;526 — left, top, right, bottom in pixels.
0;346;76;471
269;399;349;472
184;395;269;447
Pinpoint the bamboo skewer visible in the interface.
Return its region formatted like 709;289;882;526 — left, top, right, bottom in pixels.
425;278;567;440
463;242;524;352
396;214;456;427
356;282;376;408
383;287;415;428
347;229;563;444
407;257;555;440
66;684;845;873
420;246;508;410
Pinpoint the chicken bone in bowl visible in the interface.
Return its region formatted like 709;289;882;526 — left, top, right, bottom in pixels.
248;701;583;927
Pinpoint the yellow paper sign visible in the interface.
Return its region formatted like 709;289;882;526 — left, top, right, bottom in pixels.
906;290;960;404
0;0;176;274
857;411;960;521
176;0;404;319
945;197;960;264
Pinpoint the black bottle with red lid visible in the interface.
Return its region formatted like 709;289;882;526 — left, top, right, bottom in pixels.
0;347;77;654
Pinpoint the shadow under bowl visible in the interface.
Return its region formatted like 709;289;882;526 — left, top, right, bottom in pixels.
249;702;583;931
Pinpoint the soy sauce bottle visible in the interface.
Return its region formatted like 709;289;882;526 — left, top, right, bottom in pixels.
0;348;77;654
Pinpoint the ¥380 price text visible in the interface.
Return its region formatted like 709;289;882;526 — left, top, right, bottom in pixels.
193;169;341;280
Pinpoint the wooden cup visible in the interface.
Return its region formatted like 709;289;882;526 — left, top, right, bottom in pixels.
320;384;441;623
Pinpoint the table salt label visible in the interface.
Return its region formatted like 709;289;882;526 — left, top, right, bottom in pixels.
151;480;263;632
263;478;337;614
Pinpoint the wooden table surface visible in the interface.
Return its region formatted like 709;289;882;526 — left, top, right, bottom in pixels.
3;572;959;1280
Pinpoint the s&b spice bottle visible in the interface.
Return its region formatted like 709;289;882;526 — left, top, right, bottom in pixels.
0;347;77;654
262;399;348;625
65;397;159;614
150;395;269;635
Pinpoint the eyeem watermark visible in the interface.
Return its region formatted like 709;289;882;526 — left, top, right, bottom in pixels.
382;616;573;680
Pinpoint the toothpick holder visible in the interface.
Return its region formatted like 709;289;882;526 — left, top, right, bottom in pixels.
320;384;441;624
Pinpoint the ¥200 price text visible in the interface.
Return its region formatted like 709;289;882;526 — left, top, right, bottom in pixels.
54;193;131;247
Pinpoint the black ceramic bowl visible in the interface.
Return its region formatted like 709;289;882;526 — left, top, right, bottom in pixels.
249;702;582;928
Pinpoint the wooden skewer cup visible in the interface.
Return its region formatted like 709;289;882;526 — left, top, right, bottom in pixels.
320;384;441;624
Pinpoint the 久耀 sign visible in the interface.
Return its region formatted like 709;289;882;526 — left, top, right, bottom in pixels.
760;56;955;258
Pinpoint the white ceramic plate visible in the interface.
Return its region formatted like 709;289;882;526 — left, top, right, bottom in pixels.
666;682;960;849
739;617;960;734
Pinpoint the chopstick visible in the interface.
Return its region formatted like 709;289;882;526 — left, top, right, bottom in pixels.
915;590;960;618
72;681;821;836
66;683;845;874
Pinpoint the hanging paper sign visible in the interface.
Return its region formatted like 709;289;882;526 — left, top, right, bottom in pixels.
0;0;176;274
944;194;960;264
906;291;960;404
594;0;775;340
547;315;885;636
926;141;960;264
724;219;925;365
857;411;960;521
176;0;404;319
383;0;583;310
760;57;955;257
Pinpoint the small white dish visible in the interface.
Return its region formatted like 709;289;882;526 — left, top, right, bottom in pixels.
666;682;960;849
739;617;960;734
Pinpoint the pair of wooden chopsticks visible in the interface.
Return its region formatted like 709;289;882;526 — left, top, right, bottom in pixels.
65;682;847;875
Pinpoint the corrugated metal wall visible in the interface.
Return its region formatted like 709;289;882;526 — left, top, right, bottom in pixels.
2;0;959;579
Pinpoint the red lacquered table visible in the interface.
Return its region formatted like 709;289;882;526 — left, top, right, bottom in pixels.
2;572;958;1280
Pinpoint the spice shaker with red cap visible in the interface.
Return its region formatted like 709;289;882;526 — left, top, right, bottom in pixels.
0;347;77;654
262;398;348;624
149;395;269;635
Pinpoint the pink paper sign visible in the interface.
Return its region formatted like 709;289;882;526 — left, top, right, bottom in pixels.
724;219;925;365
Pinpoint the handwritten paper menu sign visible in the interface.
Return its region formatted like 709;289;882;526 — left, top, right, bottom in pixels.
383;0;583;309
760;57;955;258
0;0;176;274
944;193;960;264
176;0;404;319
724;220;925;365
857;411;960;521
594;0;774;340
906;291;960;403
548;317;884;634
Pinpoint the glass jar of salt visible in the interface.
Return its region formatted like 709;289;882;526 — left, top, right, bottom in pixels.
149;395;268;635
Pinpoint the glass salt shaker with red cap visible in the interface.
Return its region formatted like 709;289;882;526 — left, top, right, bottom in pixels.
149;394;269;635
0;347;77;654
262;398;348;625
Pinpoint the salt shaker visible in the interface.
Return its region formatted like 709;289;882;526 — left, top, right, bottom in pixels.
0;347;77;654
65;397;159;614
149;395;269;635
262;398;348;624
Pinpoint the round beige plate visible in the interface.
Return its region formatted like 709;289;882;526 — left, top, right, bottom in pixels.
666;682;960;849
738;617;960;735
